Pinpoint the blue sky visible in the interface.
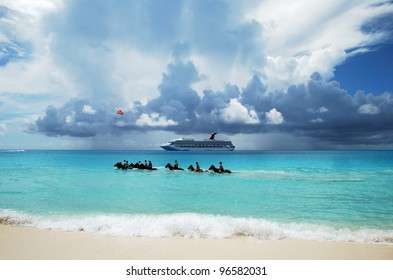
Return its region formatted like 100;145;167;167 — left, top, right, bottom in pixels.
335;43;393;95
1;0;393;150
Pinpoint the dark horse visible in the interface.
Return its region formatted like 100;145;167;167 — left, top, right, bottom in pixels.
187;164;207;172
135;163;157;170
144;166;158;171
165;163;184;171
209;165;231;173
187;164;195;171
114;162;157;170
114;162;133;170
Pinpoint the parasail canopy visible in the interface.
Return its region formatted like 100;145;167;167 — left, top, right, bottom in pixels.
116;109;124;115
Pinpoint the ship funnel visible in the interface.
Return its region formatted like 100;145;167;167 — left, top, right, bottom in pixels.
209;132;217;140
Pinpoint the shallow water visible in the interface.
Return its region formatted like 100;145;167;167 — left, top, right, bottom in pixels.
1;150;392;243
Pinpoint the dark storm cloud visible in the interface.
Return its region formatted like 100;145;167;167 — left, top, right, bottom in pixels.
276;77;393;145
198;84;241;115
34;99;111;137
34;52;393;147
142;67;393;145
240;73;268;109
141;45;202;132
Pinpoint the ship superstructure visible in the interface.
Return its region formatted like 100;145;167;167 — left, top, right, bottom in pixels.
160;133;235;151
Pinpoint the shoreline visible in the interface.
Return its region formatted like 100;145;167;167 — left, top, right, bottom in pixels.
0;225;392;260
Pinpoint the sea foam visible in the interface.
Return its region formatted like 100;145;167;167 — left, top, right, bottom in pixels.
1;210;392;245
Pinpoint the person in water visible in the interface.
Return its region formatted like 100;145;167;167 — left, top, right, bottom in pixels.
195;162;201;172
174;160;179;169
219;162;224;173
123;160;129;168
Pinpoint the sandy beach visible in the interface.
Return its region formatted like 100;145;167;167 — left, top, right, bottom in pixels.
0;225;392;260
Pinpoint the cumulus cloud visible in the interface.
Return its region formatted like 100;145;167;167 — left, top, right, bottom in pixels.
82;105;96;115
307;106;329;114
64;111;75;124
136;113;177;127
34;99;110;137
245;0;393;90
310;118;324;123
220;98;260;124
358;104;381;115
265;108;284;125
318;106;329;113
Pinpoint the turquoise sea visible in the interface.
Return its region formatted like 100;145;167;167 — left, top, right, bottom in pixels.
1;150;393;244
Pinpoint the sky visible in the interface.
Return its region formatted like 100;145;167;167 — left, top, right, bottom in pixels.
1;0;393;150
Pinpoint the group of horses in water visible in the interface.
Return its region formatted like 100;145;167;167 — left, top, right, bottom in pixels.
114;161;232;173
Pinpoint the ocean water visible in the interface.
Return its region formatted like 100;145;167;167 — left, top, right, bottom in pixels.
1;150;393;244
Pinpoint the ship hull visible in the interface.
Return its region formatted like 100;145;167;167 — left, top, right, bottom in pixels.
160;140;235;151
160;145;235;151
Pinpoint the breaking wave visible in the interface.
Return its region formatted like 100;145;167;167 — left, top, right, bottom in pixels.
1;210;392;245
0;149;25;153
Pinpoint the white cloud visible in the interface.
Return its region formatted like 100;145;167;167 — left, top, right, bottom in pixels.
0;4;73;102
358;104;380;115
190;53;252;95
111;45;167;105
82;105;96;115
220;98;260;124
264;46;347;90
135;113;177;127
307;106;329;114
246;0;393;90
65;111;75;124
0;0;62;20
0;55;72;97
265;108;284;125
310;118;324;123
318;106;329;113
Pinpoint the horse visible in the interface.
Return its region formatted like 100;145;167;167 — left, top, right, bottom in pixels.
165;163;184;171
187;164;195;171
145;167;158;171
135;163;157;170
187;164;207;172
209;165;231;173
114;162;134;170
115;161;158;170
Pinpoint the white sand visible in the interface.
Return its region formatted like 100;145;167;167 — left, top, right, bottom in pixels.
0;225;392;259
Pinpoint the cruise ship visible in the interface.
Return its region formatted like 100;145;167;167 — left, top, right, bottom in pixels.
160;133;235;151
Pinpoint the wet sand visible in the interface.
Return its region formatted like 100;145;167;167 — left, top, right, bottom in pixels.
0;225;392;259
